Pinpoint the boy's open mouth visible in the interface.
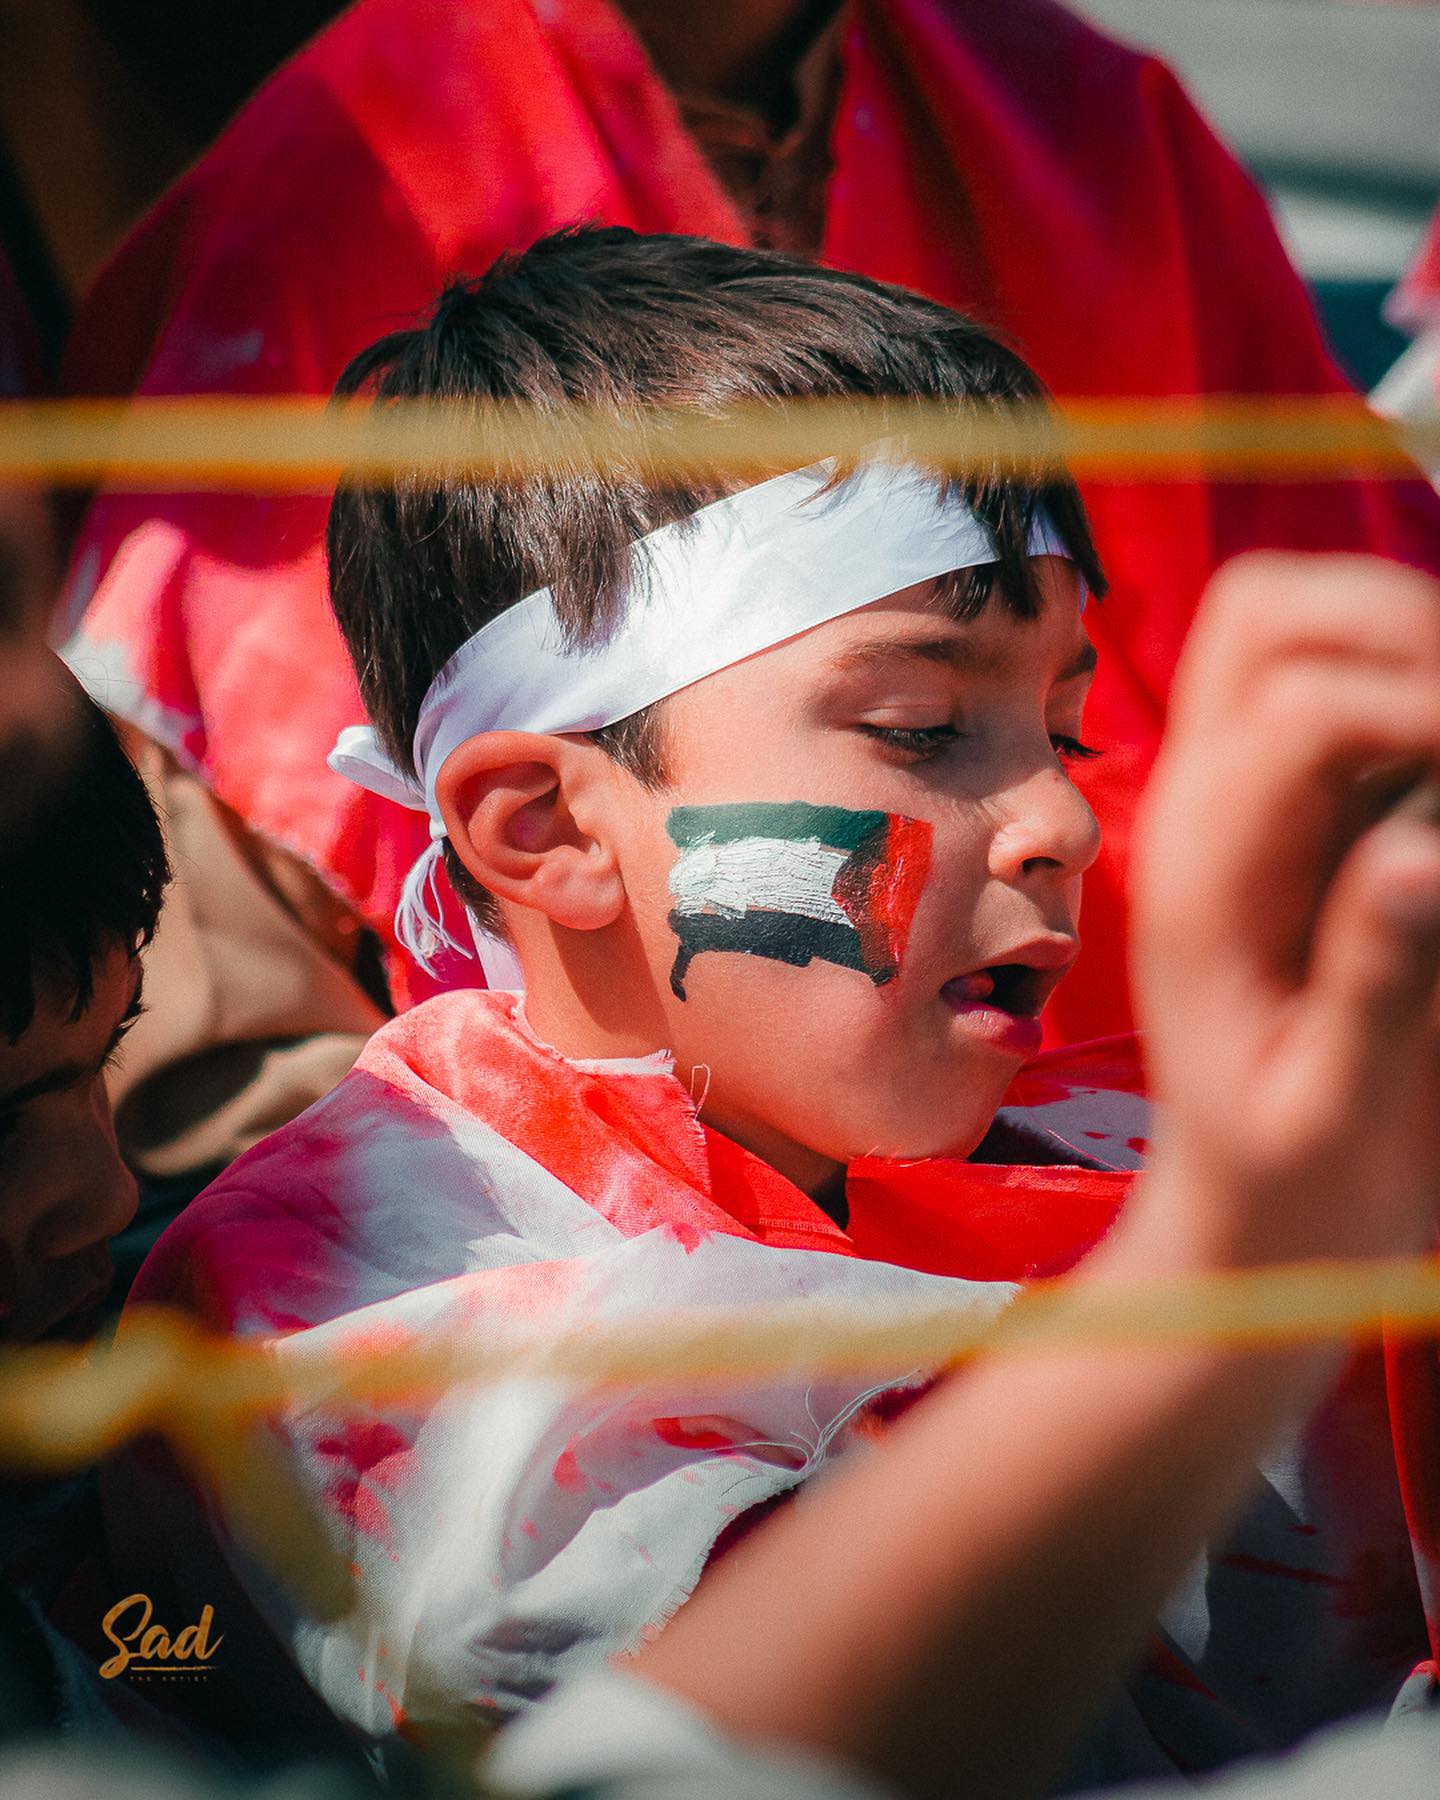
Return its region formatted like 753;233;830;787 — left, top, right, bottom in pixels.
940;942;1078;1019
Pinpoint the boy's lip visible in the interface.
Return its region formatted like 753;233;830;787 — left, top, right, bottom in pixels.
940;935;1080;1019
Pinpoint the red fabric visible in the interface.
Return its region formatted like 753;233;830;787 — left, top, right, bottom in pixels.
132;989;1137;1333
847;1159;1126;1281
60;0;1440;1017
317;988;1137;1282
377;988;861;1256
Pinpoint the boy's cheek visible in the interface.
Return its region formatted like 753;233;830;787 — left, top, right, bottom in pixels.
653;800;935;1002
653;942;1011;1162
619;798;1008;1155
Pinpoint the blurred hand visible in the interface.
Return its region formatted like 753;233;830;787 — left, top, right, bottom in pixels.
1132;552;1440;1266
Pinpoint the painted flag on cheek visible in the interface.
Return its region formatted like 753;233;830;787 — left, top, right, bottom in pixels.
665;802;933;1000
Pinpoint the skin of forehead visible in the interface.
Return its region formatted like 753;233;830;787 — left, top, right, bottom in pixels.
718;563;1094;712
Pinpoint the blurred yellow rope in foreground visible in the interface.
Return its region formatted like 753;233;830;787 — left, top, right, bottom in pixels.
1;395;1438;488
2;391;1438;1613
0;1256;1437;1616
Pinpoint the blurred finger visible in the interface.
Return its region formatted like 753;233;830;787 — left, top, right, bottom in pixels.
1171;554;1440;741
1140;671;1440;992
1300;816;1440;1120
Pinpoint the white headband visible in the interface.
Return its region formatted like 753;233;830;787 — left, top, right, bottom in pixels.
330;458;1074;988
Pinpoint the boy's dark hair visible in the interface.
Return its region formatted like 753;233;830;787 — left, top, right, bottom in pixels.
326;226;1107;930
0;691;169;1038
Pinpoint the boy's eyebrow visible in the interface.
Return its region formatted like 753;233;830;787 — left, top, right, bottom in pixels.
826;634;1099;682
0;967;145;1113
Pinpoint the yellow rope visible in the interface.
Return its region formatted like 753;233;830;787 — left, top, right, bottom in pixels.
1;395;1437;487
3;1254;1437;1503
0;1258;1431;1616
3;389;1437;1606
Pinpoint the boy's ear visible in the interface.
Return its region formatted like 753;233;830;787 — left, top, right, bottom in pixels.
433;732;626;931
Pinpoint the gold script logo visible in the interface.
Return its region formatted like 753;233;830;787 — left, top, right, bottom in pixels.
99;1594;223;1681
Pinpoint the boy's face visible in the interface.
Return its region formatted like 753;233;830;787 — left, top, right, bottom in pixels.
0;942;141;1341
600;559;1099;1193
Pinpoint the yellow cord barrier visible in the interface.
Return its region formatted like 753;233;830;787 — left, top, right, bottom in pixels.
1;391;1436;1609
2;1256;1437;1613
0;395;1437;488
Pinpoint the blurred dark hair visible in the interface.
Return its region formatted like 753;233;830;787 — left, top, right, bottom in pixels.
0;694;169;1038
327;225;1107;928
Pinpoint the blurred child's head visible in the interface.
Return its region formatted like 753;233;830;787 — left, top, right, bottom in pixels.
0;677;168;1339
327;228;1105;1195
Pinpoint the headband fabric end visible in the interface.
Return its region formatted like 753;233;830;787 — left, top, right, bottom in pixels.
395;837;474;976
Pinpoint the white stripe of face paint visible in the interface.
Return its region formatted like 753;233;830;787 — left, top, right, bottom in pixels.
667;836;852;927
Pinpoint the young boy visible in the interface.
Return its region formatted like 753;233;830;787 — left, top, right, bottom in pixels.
112;230;1440;1784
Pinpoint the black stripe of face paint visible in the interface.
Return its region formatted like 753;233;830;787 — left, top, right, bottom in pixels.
667;908;886;1001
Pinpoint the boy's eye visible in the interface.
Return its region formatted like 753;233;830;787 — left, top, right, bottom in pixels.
103;1003;145;1070
857;723;960;760
1051;734;1102;763
857;724;1102;765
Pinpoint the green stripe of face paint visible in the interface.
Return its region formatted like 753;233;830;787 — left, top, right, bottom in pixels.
666;801;890;854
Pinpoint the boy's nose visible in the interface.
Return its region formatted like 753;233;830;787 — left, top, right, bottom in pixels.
35;1156;139;1262
18;1103;139;1265
987;766;1102;886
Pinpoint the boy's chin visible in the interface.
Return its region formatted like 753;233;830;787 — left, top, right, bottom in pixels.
836;1105;1002;1169
863;1066;1019;1165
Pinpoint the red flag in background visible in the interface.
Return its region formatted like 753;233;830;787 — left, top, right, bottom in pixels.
58;0;1440;1027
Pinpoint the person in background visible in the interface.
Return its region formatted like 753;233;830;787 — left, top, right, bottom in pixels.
53;0;1440;1210
0;659;171;1741
0;687;164;1349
